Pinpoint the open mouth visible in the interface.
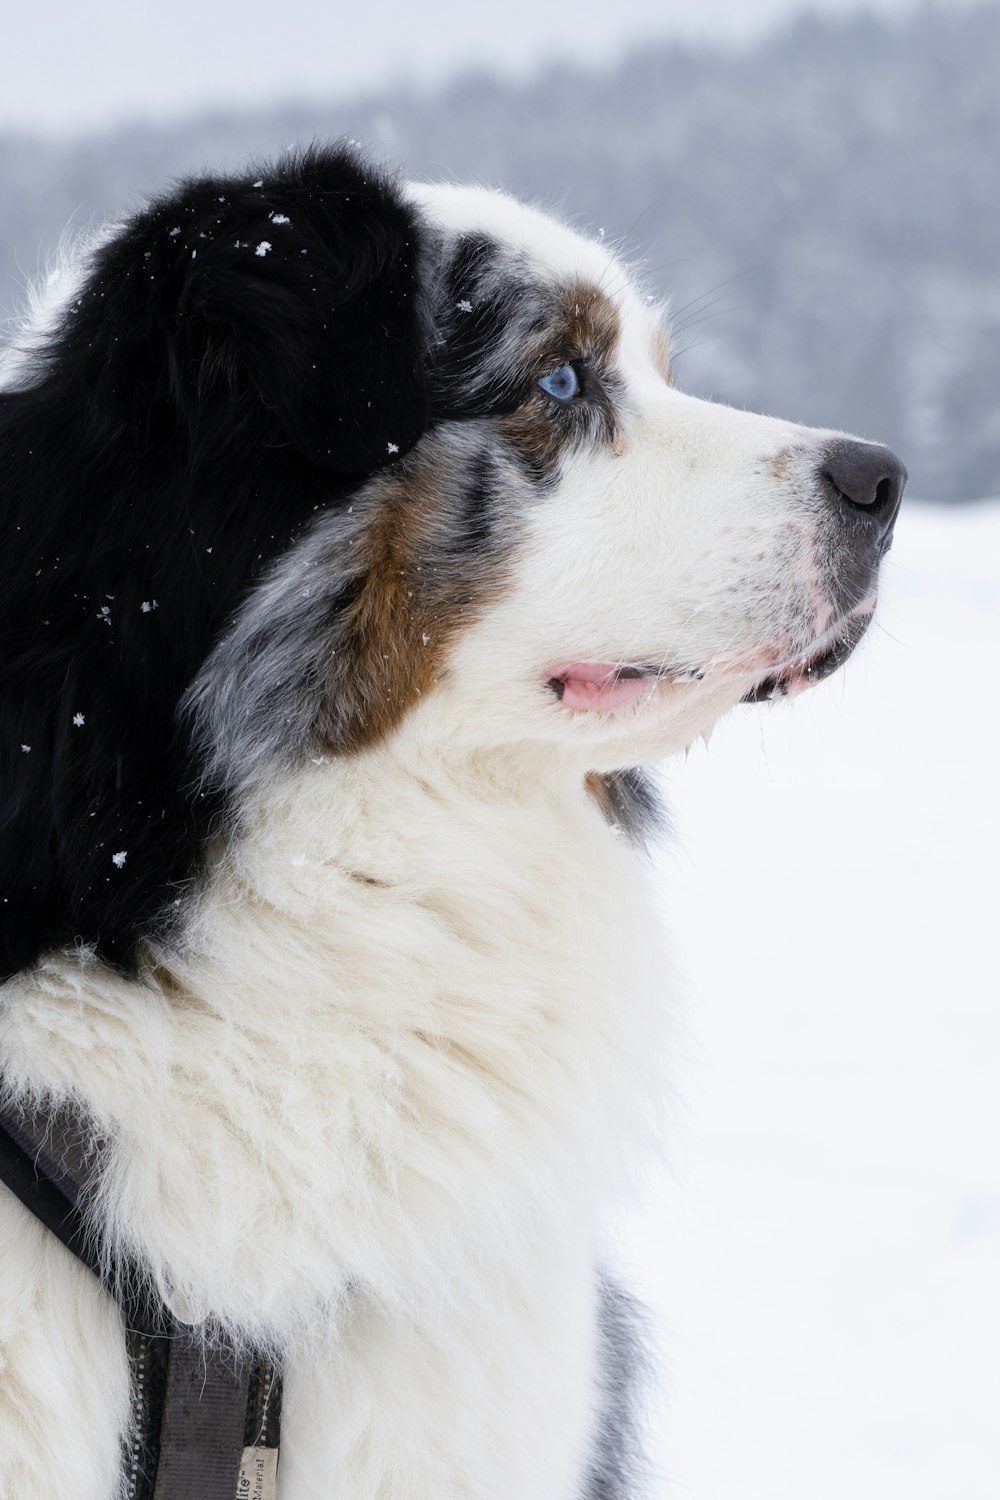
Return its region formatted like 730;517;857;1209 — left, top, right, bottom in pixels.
547;661;703;712
547;605;875;713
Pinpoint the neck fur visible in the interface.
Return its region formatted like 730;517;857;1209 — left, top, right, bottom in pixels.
0;735;667;1342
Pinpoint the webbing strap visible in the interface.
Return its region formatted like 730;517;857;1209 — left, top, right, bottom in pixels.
153;1337;251;1499
0;1094;110;1288
0;1091;281;1499
0;1095;164;1336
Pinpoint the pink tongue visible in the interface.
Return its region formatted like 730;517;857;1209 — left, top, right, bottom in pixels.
553;664;652;712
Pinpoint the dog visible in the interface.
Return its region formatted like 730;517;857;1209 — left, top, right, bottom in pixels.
0;144;904;1498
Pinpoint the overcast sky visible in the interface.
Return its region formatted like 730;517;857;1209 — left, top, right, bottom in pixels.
3;0;962;138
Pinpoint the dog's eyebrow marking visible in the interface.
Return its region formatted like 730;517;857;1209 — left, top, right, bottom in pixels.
561;282;621;364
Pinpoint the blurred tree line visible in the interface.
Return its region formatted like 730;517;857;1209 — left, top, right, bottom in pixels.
1;1;997;498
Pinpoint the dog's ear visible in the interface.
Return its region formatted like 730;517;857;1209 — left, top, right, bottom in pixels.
0;147;433;979
150;148;429;474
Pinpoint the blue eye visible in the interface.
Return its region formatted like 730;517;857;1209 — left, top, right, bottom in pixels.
538;364;580;401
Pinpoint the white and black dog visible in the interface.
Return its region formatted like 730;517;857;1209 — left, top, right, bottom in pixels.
0;145;903;1498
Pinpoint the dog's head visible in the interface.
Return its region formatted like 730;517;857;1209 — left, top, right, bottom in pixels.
0;145;904;975
397;181;904;771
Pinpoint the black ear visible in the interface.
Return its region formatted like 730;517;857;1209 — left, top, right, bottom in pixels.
150;147;430;473
0;144;432;980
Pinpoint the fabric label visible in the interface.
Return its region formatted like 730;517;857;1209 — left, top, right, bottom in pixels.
236;1446;278;1500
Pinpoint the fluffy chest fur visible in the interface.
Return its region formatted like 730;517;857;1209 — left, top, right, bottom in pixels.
0;745;659;1497
3;745;660;1334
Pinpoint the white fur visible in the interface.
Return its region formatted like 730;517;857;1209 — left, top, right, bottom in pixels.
0;181;870;1498
0;1199;130;1498
0;737;666;1497
0;224;115;394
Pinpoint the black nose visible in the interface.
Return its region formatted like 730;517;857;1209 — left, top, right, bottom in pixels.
821;439;907;546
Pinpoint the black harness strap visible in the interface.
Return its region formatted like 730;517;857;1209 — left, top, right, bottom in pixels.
0;1092;112;1293
153;1336;253;1498
0;1093;281;1499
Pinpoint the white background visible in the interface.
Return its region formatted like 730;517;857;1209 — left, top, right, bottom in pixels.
625;503;1000;1496
2;0;967;136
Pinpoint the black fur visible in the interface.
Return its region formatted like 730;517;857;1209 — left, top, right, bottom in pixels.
451;447;502;554
585;1271;650;1499
427;232;545;419
599;769;670;851
0;146;429;979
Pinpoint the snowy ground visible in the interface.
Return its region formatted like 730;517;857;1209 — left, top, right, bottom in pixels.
620;501;1000;1498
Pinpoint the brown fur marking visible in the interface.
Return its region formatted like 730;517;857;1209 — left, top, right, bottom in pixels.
318;443;512;751
562;282;622;367
585;771;616;824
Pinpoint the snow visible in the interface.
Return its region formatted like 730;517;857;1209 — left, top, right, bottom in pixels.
0;1;941;137
72;712;85;727
620;501;1000;1498
111;851;127;868
255;241;272;257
